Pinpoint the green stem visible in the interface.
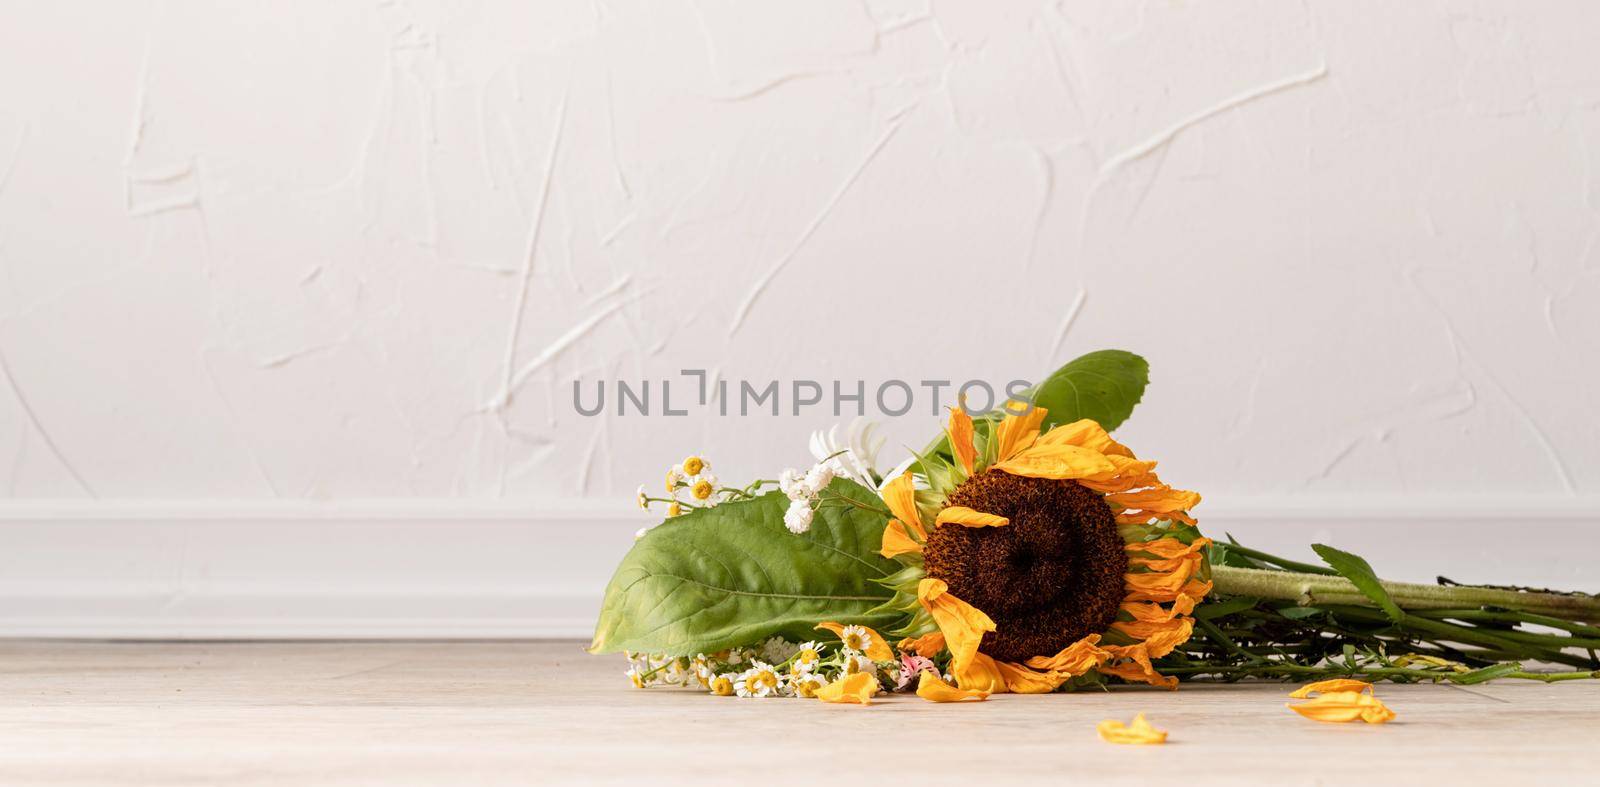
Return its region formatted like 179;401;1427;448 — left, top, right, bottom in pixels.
1219;542;1339;575
1159;662;1600;684
1212;565;1600;623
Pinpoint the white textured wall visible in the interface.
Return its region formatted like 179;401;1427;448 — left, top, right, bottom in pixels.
1;1;1598;508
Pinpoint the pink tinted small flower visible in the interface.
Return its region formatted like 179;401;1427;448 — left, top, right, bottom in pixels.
896;652;937;690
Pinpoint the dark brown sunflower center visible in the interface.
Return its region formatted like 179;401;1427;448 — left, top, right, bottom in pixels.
923;471;1127;663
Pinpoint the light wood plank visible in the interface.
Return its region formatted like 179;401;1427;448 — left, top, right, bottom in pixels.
0;641;1593;785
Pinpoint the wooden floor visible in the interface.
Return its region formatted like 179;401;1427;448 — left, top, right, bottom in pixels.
0;641;1594;785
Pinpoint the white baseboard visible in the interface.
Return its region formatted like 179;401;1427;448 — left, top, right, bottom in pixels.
0;497;1595;639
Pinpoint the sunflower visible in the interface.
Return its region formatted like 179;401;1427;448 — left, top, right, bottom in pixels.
874;401;1209;695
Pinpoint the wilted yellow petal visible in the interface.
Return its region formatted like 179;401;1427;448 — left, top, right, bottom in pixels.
897;631;945;658
816;672;880;706
1112;613;1193;648
1289;679;1374;699
955;651;1007;694
992;403;1048;463
879;519;924;559
1097;713;1168;745
1099;644;1179;690
934;506;1009;528
1288;691;1396;724
946;406;977;475
916;671;990;702
1035;418;1134;458
815;621;894;661
1126;537;1209;559
880;473;925;539
993;444;1118;480
1024;634;1110;676
917;579;996;677
1124;557;1202;598
1108;485;1202;515
994;659;1068;694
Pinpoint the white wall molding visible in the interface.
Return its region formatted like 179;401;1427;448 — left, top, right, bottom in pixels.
1;498;1595;639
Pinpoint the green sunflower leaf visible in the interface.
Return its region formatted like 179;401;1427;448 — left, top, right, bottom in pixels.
590;478;903;656
1312;544;1406;623
1453;662;1523;685
1024;348;1150;432
923;349;1149;458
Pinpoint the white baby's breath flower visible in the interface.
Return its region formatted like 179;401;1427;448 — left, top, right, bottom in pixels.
783;499;815;534
735;662;783;698
802;463;835;495
760;637;796;663
779;467;807;500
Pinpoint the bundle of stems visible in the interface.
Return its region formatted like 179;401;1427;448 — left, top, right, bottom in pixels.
1166;540;1600;685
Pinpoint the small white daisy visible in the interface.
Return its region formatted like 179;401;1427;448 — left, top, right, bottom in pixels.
842;652;876;677
734;662;783;698
788;671;827;698
689;473;720;505
838;624;874;653
791;641;824;673
709;672;737;696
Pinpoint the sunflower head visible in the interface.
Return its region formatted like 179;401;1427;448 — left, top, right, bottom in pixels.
871;402;1209;694
926;470;1126;662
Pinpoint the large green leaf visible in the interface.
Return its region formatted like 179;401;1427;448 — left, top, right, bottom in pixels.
1026;349;1149;432
590;478;902;655
924;349;1149;457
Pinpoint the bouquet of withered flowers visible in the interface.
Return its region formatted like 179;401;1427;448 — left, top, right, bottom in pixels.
592;351;1600;705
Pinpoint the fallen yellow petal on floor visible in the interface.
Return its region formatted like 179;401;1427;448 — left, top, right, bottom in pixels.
1289;678;1375;699
816;672;880;706
1288;691;1396;724
1096;713;1168;745
915;671;989;703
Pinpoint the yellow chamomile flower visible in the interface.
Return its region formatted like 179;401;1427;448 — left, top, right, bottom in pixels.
691;655;714;688
690;474;718;502
838;624;873;654
665;466;683;494
842;652;877;677
681;455;708;477
792;641;823;673
735;662;783;698
635;485;649;510
667;501;683;517
626;668;647;689
789;672;827;698
709;673;737;696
